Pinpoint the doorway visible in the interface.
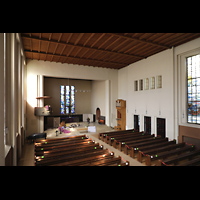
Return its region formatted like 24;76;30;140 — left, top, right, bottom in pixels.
96;107;101;122
144;116;151;134
134;115;140;132
157;118;166;138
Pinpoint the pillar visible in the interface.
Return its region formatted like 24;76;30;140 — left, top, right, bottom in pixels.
0;33;5;165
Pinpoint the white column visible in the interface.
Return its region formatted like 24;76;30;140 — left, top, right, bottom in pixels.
0;33;5;165
105;80;110;126
17;42;22;158
37;75;44;133
10;33;17;166
21;57;25;145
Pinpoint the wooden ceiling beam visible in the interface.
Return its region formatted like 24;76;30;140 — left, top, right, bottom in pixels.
51;33;63;62
24;49;127;67
108;33;170;49
21;35;145;60
90;33;105;47
38;33;41;53
65;33;84;57
104;37;121;50
45;33;52;61
82;33;95;46
98;35;113;49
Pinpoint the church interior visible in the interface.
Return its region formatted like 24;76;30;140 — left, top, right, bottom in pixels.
1;33;200;166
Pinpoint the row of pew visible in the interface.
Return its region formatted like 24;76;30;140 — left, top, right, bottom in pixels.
99;129;200;166
34;135;129;166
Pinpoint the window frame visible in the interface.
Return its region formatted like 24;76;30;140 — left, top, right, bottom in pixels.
139;79;143;91
177;47;200;127
157;75;162;89
186;54;200;125
144;78;149;90
150;77;155;89
60;85;75;114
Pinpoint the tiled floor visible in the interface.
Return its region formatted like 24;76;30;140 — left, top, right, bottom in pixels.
18;142;35;166
18;122;143;166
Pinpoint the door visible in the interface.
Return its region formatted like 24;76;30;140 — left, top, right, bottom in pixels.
96;107;101;122
157;118;166;138
134;115;140;132
144;116;151;134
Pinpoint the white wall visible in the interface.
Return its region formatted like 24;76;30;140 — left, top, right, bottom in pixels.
118;48;174;139
26;60;118;136
91;80;106;116
118;37;200;141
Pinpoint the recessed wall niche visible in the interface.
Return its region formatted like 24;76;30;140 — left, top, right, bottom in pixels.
134;80;138;91
139;79;143;91
157;75;162;89
134;75;162;92
144;78;149;90
150;77;155;89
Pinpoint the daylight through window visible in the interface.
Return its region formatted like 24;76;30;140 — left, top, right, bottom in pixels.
187;54;200;124
60;85;75;114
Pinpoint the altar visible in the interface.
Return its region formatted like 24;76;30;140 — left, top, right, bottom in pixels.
44;122;96;138
44;114;95;131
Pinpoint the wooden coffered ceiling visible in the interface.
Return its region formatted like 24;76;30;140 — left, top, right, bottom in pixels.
21;33;200;70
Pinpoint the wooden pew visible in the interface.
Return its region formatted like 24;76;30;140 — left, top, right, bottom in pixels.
117;134;155;151
157;148;200;166
36;148;108;166
144;143;194;166
35;143;101;161
98;129;135;141
35;146;105;166
35;138;93;152
54;151;115;166
137;140;177;163
177;156;200;166
35;134;86;144
112;161;129;166
144;142;186;165
35;135;89;148
104;131;140;143
35;141;99;156
99;129;135;141
105;132;144;145
106;131;147;146
35;135;129;166
35;136;99;166
123;137;165;156
130;138;170;158
80;155;122;166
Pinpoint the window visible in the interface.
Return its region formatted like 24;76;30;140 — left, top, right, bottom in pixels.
157;75;162;88
61;85;65;114
134;80;138;91
60;85;75;114
71;86;75;113
139;79;143;91
187;54;200;124
150;77;155;89
144;78;149;90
